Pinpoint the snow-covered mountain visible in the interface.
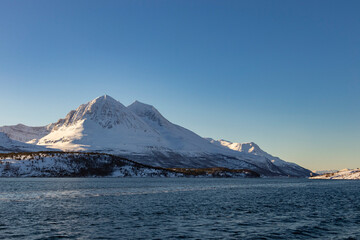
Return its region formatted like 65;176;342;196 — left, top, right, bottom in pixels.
0;124;53;143
36;96;229;155
0;95;312;177
207;139;266;155
313;169;339;175
37;95;161;152
206;138;303;172
128;101;228;154
0;132;48;153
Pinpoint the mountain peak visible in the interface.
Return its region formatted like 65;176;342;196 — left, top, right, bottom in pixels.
128;100;161;115
91;94;119;105
129;100;155;109
128;101;169;127
95;94;115;100
52;95;138;129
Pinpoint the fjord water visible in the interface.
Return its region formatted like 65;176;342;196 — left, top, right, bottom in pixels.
0;178;359;239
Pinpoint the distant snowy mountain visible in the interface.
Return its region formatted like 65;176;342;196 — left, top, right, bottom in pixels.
206;138;303;172
0;124;52;143
0;132;49;153
207;139;266;155
0;95;312;177
313;169;339;175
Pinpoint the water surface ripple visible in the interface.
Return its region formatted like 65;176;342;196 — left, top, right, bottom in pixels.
0;178;359;239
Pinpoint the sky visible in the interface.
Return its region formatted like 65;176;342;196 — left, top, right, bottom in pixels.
0;0;359;171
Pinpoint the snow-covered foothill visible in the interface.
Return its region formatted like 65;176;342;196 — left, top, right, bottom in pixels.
0;152;183;177
310;168;360;180
0;152;259;178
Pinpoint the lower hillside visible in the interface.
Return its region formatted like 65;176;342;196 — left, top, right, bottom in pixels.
169;167;260;178
0;152;259;178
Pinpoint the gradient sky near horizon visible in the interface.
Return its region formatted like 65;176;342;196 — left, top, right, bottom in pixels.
0;0;359;171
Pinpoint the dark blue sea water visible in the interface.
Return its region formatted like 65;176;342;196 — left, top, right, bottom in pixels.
0;178;359;239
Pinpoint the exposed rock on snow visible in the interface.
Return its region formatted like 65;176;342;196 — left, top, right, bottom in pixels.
310;169;360;180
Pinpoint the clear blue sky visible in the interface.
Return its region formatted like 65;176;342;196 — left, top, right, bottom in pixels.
0;0;359;170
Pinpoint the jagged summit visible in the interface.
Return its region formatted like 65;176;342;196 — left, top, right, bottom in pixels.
37;95;160;151
92;94;119;105
53;95;146;129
